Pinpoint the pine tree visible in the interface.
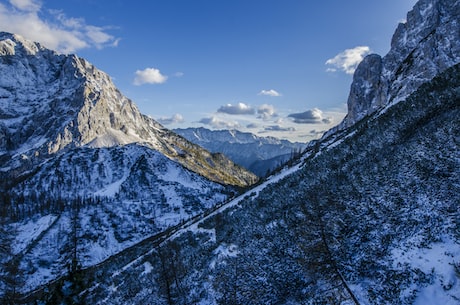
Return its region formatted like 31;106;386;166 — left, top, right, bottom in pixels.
0;219;22;304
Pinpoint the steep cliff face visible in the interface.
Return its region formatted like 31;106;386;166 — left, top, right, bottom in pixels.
343;0;460;127
346;54;386;125
0;32;257;187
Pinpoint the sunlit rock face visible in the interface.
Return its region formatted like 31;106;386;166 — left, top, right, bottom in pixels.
0;32;258;187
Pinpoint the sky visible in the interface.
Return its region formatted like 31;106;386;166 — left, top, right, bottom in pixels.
0;0;418;142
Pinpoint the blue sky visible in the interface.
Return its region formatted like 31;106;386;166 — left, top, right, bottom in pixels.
0;0;417;141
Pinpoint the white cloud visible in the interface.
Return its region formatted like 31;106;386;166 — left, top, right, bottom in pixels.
288;108;332;124
199;116;241;129
9;0;40;12
325;46;371;74
85;26;116;47
133;68;168;85
217;102;255;115
257;104;277;120
157;113;184;125
0;0;119;53
258;89;281;97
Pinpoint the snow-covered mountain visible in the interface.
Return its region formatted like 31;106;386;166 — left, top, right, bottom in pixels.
2;0;460;304
0;32;258;301
0;32;257;188
5;145;233;295
174;127;307;176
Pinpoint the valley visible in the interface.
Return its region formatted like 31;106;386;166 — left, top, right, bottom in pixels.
0;0;459;304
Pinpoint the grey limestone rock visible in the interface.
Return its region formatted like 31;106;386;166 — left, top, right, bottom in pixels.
342;0;460;128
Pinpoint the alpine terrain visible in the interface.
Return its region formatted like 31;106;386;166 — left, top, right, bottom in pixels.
1;0;460;304
174;127;307;177
0;30;258;303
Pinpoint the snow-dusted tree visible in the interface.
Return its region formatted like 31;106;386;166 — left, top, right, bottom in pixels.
0;220;22;304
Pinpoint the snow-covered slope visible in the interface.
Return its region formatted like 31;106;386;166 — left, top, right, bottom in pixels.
174;127;307;176
64;56;460;305
6;145;231;294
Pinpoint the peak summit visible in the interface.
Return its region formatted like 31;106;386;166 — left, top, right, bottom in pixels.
0;32;47;56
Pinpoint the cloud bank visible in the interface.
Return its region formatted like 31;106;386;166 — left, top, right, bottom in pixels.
264;125;295;132
326;46;371;74
133;68;168;85
0;0;119;53
199;116;241;129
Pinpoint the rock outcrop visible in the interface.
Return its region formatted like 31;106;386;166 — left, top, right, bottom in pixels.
342;0;460;127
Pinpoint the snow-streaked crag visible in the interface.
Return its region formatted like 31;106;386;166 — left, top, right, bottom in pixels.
1;0;460;304
0;32;258;300
342;0;460;128
174;127;307;177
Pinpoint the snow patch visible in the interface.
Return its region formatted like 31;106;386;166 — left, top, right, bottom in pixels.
14;214;58;254
141;261;154;275
210;243;240;269
392;237;460;305
93;175;127;197
86;128;142;148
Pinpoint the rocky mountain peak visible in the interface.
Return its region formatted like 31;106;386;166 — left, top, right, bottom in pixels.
0;32;257;187
342;0;460;128
0;32;43;56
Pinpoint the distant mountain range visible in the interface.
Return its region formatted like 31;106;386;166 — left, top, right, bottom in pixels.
1;0;459;304
174;127;307;177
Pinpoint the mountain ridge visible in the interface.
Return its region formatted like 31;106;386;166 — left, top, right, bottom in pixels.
0;32;258;188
